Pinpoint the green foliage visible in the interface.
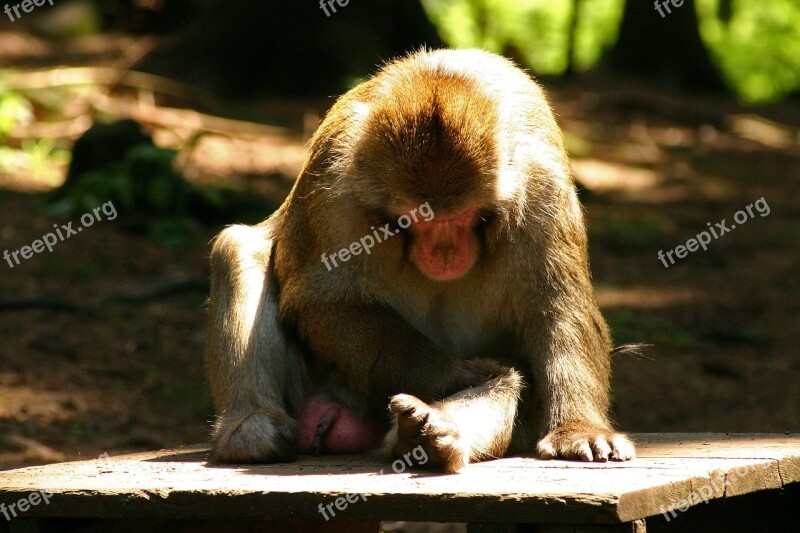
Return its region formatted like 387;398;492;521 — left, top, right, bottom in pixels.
149;217;204;248
45;129;212;247
0;83;70;183
0;87;33;138
47;143;191;216
423;0;800;102
697;0;800;102
421;0;623;73
154;380;213;418
40;255;95;281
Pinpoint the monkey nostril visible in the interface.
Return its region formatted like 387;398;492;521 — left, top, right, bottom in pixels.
433;244;457;266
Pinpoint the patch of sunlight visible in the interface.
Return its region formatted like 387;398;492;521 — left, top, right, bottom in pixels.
596;286;700;309
0;384;83;422
727;114;797;150
572;158;660;192
0;140;70;192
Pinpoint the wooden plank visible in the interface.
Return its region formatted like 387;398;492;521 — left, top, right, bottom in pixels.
0;434;798;525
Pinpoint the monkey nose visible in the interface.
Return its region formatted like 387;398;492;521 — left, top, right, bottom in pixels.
433;243;459;267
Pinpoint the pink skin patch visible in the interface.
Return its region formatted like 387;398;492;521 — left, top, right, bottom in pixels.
410;207;478;281
295;395;383;454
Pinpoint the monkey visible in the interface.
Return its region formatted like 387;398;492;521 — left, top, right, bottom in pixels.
205;48;635;472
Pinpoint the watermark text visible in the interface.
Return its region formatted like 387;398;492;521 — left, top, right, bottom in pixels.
0;492;52;522
319;0;350;18
3;201;117;269
4;0;55;22
321;201;434;271
317;445;429;520
654;0;685;18
658;197;769;268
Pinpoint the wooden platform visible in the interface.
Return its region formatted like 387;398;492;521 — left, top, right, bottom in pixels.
1;434;799;532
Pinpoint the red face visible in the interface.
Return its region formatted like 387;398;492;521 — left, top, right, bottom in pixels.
408;206;479;281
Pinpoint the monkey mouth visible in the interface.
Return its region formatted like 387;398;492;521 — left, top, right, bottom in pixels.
411;207;478;281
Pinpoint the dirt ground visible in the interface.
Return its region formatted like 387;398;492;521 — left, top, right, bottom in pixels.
1;29;799;470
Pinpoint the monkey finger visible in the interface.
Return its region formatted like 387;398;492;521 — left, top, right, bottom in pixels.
591;437;612;462
609;434;637;461
572;439;594;462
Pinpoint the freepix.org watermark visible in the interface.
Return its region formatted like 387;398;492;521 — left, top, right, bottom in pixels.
658;197;770;268
319;0;350;18
654;0;685;18
316;445;429;521
1;452;109;523
321;201;434;271
659;460;774;522
0;491;52;522
3;201;118;269
4;0;55;22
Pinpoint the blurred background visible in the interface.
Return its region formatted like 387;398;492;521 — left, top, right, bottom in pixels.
0;0;798;469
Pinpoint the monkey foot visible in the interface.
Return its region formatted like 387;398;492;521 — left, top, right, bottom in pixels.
536;422;636;462
389;394;469;473
210;408;297;464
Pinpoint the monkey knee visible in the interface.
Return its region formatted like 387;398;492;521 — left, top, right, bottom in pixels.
211;225;268;265
212;225;248;253
210;408;297;464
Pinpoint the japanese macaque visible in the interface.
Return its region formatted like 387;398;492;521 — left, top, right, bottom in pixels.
206;48;635;472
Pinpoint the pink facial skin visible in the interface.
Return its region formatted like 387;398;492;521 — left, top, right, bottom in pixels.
410;207;478;281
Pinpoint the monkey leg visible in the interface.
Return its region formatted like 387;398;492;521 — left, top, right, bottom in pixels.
206;224;306;463
385;363;524;473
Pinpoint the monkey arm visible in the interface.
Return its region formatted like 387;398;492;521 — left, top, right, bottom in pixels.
516;234;613;431
527;307;612;430
205;224;308;462
521;279;635;461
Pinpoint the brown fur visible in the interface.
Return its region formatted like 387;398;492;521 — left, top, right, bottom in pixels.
205;49;635;470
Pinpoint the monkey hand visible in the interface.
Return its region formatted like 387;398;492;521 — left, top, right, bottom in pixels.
536;422;635;462
209;407;297;464
389;394;469;473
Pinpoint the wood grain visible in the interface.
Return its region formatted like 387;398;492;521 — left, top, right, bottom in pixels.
0;434;797;525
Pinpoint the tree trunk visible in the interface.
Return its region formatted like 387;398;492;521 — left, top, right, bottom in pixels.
564;0;581;76
606;0;725;91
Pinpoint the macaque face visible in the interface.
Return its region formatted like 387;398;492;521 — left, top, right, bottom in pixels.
346;72;503;281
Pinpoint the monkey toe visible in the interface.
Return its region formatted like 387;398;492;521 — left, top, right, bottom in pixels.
591;437;612;462
390;394;436;442
421;413;469;472
609;434;636;461
210;408;297;464
537;424;635;462
390;394;429;418
390;394;468;472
